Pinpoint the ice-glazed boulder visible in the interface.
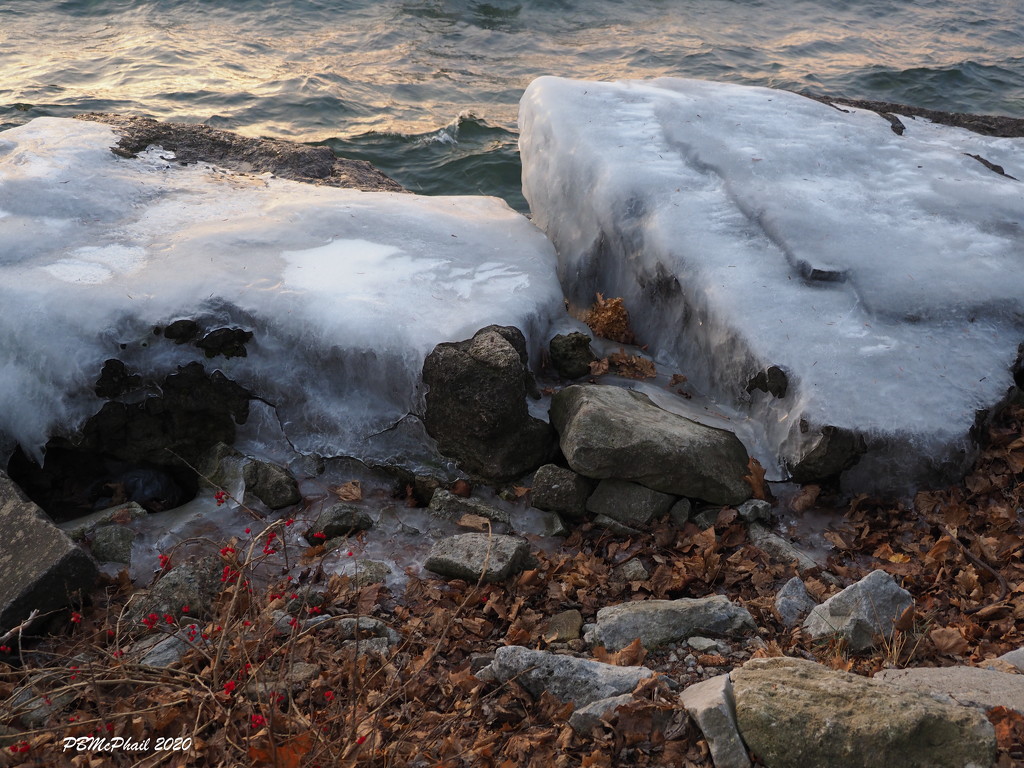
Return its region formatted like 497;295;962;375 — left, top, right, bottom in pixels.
519;76;1024;492
0;117;565;467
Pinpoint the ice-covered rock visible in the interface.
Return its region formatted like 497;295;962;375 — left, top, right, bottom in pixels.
0;117;564;469
520;76;1024;493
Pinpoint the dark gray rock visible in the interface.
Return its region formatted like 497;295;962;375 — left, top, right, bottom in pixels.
425;533;530;583
549;332;596;378
59;501;147;541
124;556;223;634
586;479;675;528
737;499;772;523
0;472;98;634
668;498;692;527
747;522;821;572
81;361;250;468
475;645;655;707
89;524;136;564
775;577;817;627
422;325;556;481
568;693;635;734
732;657;996;768
243;460;301;509
428;489;510;525
590;596;757;651
787;425;867;483
77;113;405;192
803;569;913;651
305;503;374;543
531;464;593;519
196;442;245;490
550;384;751;505
9;668;83;728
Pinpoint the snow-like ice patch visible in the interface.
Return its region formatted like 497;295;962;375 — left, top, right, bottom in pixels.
0;117;564;466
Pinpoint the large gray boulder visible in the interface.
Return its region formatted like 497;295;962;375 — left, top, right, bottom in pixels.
589;595;756;651
550;385;751;504
475;645;655;707
803;569;913;651
731;657;996;768
0;472;98;633
422;325;556;481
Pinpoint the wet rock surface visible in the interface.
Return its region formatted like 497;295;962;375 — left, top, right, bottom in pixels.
422;325;556;481
77;113;406;192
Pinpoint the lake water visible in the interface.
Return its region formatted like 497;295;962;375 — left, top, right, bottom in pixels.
2;0;1022;210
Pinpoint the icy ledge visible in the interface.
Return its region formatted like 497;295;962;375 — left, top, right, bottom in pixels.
0;117;564;466
519;76;1024;493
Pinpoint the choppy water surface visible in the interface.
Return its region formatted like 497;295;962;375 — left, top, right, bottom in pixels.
2;0;1022;209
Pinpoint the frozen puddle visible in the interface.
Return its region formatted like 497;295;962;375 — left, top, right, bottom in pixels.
519;76;1024;493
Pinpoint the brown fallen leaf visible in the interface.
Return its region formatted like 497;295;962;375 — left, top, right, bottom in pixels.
584;293;636;344
930;626;970;656
451;479;472;497
790;484;820;512
330;480;362;502
458;514;491;532
744;457;768;501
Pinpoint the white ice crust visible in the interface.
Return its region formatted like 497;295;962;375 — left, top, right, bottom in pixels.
0;117;564;465
519;76;1024;491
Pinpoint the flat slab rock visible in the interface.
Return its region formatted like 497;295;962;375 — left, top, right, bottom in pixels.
589;595;756;651
0;471;98;632
520;76;1024;494
550;384;751;505
475;645;655;707
424;533;529;583
876;666;1024;716
731;657;996;768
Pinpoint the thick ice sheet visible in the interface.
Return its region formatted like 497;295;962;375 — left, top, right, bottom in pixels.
0;117;563;465
520;76;1024;492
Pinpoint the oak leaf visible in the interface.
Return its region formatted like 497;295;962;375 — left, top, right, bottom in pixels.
930;626;969;656
744;457;768;500
330;480;362;502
